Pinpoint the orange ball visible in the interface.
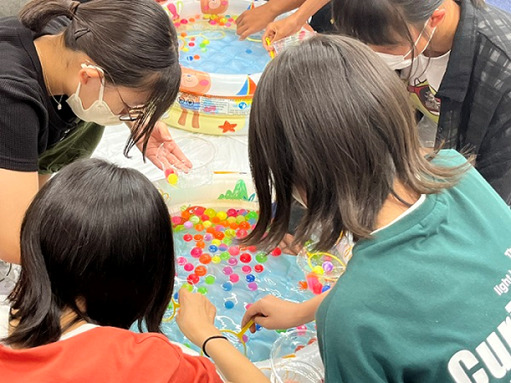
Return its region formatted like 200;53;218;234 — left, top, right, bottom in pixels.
193;234;203;241
199;254;212;264
196;240;206;249
195;265;207;276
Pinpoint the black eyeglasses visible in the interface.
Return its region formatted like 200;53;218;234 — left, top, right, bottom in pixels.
115;88;146;122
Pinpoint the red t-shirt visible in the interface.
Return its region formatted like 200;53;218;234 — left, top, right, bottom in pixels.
0;326;223;383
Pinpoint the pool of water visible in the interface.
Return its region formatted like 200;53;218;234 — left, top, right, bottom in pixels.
177;18;271;75
160;204;314;362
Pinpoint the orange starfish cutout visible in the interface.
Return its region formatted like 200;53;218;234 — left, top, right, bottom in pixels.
219;120;237;133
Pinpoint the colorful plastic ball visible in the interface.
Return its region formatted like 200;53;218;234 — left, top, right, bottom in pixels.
246;274;256;282
203;220;213;228
189;216;200;224
198;286;208;295
239;221;251;230
190;247;202;258
322;285;331;293
193;54;200;60
254;264;264;273
211;256;221;264
247;282;258;291
196;241;206;249
245;49;252;54
236;215;246;223
182;283;193;292
173;292;179;301
209;238;220;246
205;208;216;218
220;251;230;261
248;246;257;253
240;253;252;263
228;257;238;266
205;275;216;285
227;208;237;217
255;253;268;263
271;247;282;256
184;221;193;229
172;216;183;225
298;281;308;290
187;274;200;285
208;245;218;253
241;265;252;274
223;266;233;276
177;257;187;266
214;231;225;240
193;206;205;216
219;244;228;251
312;266;324;275
204;233;213;241
184;263;194;272
236;230;248;239
222;282;233;291
183;233;193;242
194;223;204;231
242;334;248;343
246;211;258;220
216;211;228;220
195;265;207;276
186;56;194;61
193;234;203;241
167;173;178;185
228;246;240;256
224;300;235;309
322;261;334;273
312;283;323;295
225;229;236;238
229;274;240;283
199;254;212;264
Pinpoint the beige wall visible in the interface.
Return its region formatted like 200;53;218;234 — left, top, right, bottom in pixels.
0;0;29;18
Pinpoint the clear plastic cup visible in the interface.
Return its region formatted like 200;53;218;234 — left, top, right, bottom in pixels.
270;329;324;383
296;233;353;294
157;136;216;189
272;29;316;56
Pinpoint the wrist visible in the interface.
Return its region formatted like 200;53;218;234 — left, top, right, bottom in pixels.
193;326;222;348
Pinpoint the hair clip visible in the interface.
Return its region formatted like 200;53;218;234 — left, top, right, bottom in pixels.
74;28;90;40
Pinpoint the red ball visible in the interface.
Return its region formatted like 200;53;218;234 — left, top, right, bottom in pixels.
240;253;252;263
187;274;200;285
254;264;264;273
183;234;193;242
271;247;282;256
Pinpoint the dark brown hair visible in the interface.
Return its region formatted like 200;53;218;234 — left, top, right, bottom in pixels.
5;159;175;348
19;0;181;156
244;35;469;251
332;0;486;47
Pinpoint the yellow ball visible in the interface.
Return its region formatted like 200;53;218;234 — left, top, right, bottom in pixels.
211;256;221;264
312;266;324;275
167;173;178;185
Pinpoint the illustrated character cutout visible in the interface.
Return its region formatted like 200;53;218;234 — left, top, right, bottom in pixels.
178;68;211;129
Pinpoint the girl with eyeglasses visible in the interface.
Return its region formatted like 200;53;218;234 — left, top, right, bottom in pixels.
0;0;191;265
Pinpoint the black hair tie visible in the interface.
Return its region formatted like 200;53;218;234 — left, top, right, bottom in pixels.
202;335;229;357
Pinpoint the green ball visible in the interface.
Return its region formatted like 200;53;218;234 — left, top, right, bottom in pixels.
205;275;216;285
182;283;193;292
198;286;208;295
255;252;268;263
220;251;230;261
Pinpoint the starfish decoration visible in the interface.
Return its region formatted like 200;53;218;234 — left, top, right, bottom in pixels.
219;120;237;133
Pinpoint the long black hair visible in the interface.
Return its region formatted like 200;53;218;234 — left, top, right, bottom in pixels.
244;35;469;251
332;0;486;47
19;0;181;156
5;159;175;348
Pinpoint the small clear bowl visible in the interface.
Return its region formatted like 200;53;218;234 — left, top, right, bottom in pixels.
270;329;324;383
296;233;353;294
157;136;216;189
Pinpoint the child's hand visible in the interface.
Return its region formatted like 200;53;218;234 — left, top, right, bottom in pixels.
176;288;222;347
236;3;279;40
262;14;302;51
136;121;192;173
241;295;307;333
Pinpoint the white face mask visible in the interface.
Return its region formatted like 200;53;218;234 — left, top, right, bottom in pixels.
376;21;436;71
66;64;121;126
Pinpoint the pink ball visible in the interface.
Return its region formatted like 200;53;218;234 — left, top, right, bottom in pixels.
241;265;252;274
184;263;194;272
190;247;202;258
230;273;240;283
228;257;238;266
247;282;258;291
177;257;187;266
228;246;240;256
223;266;233;276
